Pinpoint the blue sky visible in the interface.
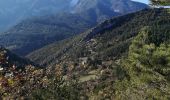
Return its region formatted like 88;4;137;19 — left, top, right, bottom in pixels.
132;0;149;4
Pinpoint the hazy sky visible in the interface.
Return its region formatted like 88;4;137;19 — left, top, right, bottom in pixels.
132;0;149;4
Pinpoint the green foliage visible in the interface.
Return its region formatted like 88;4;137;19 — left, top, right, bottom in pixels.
28;8;170;67
1;7;170;100
115;25;170;99
150;0;170;6
31;78;83;100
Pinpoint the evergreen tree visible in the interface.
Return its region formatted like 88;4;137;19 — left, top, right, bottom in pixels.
150;0;170;6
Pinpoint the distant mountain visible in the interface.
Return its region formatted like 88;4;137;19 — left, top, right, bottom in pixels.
0;0;148;56
71;0;149;22
27;8;170;66
0;13;95;56
0;0;71;32
0;0;148;32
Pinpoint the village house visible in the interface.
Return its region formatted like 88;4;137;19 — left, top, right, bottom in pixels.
79;57;88;66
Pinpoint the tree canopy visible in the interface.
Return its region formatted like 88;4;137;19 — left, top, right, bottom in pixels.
150;0;170;6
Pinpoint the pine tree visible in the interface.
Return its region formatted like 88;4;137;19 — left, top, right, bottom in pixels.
150;0;170;6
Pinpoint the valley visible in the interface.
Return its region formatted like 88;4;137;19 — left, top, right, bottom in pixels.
0;0;169;99
0;0;148;56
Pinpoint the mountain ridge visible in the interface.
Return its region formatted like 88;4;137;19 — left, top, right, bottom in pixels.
0;0;148;56
27;8;170;99
27;8;169;66
0;6;170;99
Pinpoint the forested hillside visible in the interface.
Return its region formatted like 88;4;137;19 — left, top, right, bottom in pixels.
26;8;170;99
0;8;169;99
115;25;170;99
0;13;95;56
0;0;148;56
28;8;169;66
0;46;83;99
0;0;170;99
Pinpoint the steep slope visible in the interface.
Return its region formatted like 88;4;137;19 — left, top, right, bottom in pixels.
27;8;170;99
0;48;85;99
0;13;94;56
27;8;170;66
0;8;169;99
72;0;149;22
0;0;148;56
115;25;170;99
